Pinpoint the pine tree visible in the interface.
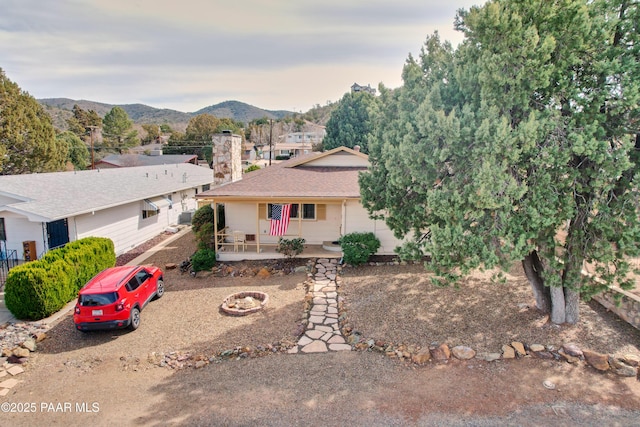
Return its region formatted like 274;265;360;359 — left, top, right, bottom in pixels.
361;0;640;324
0;68;66;174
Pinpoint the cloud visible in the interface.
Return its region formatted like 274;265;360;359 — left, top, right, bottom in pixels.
1;0;481;112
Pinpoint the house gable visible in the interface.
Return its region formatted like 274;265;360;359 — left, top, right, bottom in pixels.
285;146;369;169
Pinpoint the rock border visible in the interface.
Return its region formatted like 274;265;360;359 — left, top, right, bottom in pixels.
336;261;640;379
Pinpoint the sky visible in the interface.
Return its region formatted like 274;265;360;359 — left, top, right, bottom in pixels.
1;0;482;114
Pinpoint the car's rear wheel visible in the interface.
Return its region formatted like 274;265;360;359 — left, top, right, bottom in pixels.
129;307;141;330
154;279;165;299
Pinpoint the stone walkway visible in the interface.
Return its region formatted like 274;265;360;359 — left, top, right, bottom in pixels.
289;258;351;354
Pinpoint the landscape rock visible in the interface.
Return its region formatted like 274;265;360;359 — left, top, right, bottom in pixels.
562;343;584;358
476;352;501;362
529;344;545;352
22;338;36;352
608;356;638;377
429;343;450;361
533;351;555;360
451;346;476;360
558;348;580;364
502;345;516;359
621;353;640;367
12;347;30;358
511;341;526;357
412;348;431;365
256;267;272;278
583;350;610;371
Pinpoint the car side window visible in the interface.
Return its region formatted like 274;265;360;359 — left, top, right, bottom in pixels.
126;277;140;291
135;269;151;284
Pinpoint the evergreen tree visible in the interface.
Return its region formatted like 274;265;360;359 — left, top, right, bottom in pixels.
57;131;90;170
0;68;66;174
360;0;640;324
66;104;102;140
322;91;379;153
102;106;138;148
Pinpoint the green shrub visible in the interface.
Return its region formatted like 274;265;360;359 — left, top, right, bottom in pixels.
192;204;214;234
4;237;116;320
245;164;261;173
276;238;306;259
191;248;216;272
339;232;381;266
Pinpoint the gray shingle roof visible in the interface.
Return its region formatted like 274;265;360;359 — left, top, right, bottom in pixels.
0;164;214;221
96;154;198;167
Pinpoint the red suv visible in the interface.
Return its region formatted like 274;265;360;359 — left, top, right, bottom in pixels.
74;265;164;332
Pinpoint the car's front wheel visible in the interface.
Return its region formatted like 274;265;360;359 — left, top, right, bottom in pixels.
154;279;165;299
129;307;141;330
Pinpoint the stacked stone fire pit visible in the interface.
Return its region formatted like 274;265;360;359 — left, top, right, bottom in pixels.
221;291;269;316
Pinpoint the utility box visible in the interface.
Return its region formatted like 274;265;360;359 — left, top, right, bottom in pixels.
23;240;37;261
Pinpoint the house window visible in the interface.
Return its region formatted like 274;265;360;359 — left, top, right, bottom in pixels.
142;199;159;219
0;218;5;241
202;184;210;192
268;204;315;220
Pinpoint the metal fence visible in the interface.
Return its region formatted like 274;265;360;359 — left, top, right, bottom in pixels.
0;249;19;289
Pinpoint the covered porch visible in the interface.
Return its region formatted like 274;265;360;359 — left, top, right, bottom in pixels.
198;196;352;262
215;239;342;262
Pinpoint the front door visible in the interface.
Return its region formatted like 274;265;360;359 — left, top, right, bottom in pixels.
47;219;70;250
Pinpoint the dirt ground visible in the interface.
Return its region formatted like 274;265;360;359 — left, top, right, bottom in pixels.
3;230;640;426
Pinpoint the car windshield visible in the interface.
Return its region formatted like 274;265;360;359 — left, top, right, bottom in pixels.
79;292;118;306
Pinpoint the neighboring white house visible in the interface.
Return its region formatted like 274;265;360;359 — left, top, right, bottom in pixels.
0;163;214;260
195;146;406;261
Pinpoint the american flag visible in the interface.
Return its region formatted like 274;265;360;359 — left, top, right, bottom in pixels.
270;204;291;236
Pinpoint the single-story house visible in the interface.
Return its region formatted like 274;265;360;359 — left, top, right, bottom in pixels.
0;163;214;261
94;153;199;169
195;146;405;261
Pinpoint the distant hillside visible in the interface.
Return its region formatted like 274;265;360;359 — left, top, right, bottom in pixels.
194;100;292;123
38;98;295;132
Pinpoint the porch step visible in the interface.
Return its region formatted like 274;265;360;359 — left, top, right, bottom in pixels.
322;241;342;252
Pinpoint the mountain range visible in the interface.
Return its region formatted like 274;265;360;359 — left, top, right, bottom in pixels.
38;98;296;131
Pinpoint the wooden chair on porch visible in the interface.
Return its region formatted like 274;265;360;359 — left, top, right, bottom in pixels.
233;231;246;252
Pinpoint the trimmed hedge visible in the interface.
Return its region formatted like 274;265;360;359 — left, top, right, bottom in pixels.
4;237;116;320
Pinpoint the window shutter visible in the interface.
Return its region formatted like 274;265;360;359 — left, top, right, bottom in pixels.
259;203;266;220
316;204;326;220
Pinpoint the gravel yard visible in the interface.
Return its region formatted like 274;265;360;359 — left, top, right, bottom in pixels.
3;229;640;426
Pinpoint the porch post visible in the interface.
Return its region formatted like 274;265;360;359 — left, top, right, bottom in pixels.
213;201;218;251
255;202;261;253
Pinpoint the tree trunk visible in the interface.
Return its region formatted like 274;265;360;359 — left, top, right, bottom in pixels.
564;288;580;324
522;251;551;313
550;286;566;324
